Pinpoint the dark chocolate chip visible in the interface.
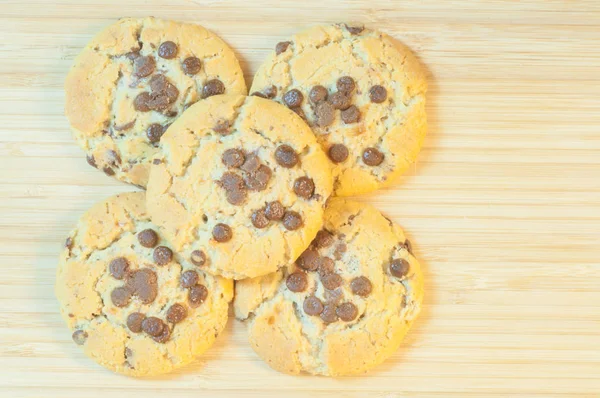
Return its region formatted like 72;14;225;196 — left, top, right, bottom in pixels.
264;85;277;98
202;79;225;98
265;201;285;220
328;91;352;110
133;92;152;112
72;330;88;345
103;166;115;176
336;302;358;322
240;154;260;173
86;155;97;168
303;296;324;316
109;257;129;280
296;249;319;271
146;123;164;143
141;316;165;337
114;119;136;131
283;211;303;231
401;239;413;255
345;25;364;35
274;144;299;168
286;271;308;292
334;243;347;260
213;223;232;242
182;56;202;75
313;230;334;248
220;172;247;205
317;256;335;277
111;286;132;307
152;323;171;343
369;85;387;103
126;269;158;304
362;147;384;166
190;250;207;266
65;237;74;250
244;165;272;191
314;101;335;127
336;76;355;93
293;176;315;199
153;246;173;266
127;312;145;333
309;85;328;103
341;105;360;124
390;258;410;278
251;91;267;98
188;284;208;307
321;272;343;290
251;209;270;229
275;41;291;55
158;41;178;59
328;143;349;163
138;229;159;248
181;270;199;288
166;303;187;324
134;55;155;77
283;89;303;108
213;119;230;135
320;303;338;323
350;276;372;297
222;148;245;168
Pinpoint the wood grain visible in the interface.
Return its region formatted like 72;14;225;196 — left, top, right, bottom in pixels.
0;0;599;396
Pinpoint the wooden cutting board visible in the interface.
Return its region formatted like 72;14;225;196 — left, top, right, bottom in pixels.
1;0;599;396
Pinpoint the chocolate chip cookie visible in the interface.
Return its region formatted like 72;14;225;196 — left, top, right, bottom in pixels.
65;17;247;187
55;192;233;376
235;198;423;376
146;95;333;280
251;24;427;196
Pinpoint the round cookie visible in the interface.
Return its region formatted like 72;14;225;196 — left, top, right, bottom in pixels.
65;17;247;187
146;95;333;280
55;192;233;377
250;23;427;196
234;198;423;376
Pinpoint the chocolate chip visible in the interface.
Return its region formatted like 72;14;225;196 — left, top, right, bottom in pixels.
126;269;158;304
145;75;179;111
191;250;207;266
324;288;343;304
138;229;158;248
293;177;315;199
213;119;230;135
251;209;269;229
328;91;352;110
314;230;334;248
336;302;358;322
314;101;335;127
166;303;187;324
181;270;199;288
296;249;319;271
390;258;410;278
182;56;202;75
264;85;277;98
65;237;74;250
275;41;291;55
321;272;343;290
320;303;338;323
303;296;324;316
134;56;155;77
334;243;347;260
283;89;303;108
274;144;299;168
188;284;208;307
328;143;349;163
114;119;136;131
265;201;285;220
103;166;115;176
146;123;164;143
152;158;162;165
149;74;167;92
153;246;173;266
220;172;247;205
286;271;307;292
86;155;97;168
341;105;360;124
251;91;267;98
317;256;335;277
107;150;121;166
202;79;225;98
158;41;178;59
309;85;328;103
369;85;387;103
244;164;272;191
283;211;303;231
72;330;88;345
152;323;171;343
350;276;372;297
401;239;413;255
133;92;151;112
222;148;245;168
240;154;260;173
345;25;364;35
337;76;355;93
111;286;132;307
213;223;232;242
362;147;384;166
141;316;165;337
109;257;129;280
127;312;145;333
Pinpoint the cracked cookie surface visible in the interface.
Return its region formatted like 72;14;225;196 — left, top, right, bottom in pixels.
65;17;247;187
234;198;423;376
146;95;333;280
55;192;233;377
251;24;427;196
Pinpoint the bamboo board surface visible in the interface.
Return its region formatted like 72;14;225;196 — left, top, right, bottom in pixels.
1;0;599;396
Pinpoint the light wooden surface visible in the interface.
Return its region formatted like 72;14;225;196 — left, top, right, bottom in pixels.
1;0;599;396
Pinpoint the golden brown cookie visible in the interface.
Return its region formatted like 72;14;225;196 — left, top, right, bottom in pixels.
251;24;427;196
146;95;333;280
55;192;233;377
65;17;247;187
235;198;423;376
